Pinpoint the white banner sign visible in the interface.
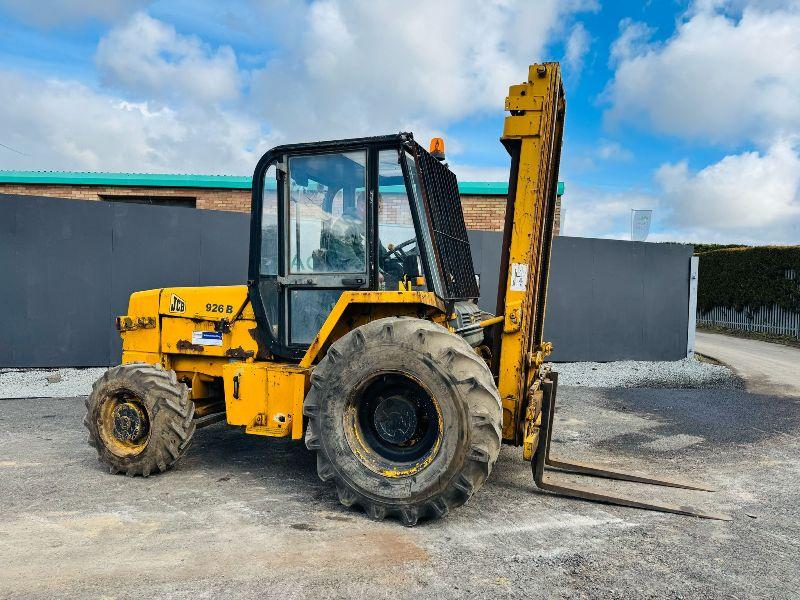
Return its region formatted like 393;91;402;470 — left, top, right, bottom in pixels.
631;209;652;242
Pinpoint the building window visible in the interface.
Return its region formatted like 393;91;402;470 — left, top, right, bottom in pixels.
99;194;197;208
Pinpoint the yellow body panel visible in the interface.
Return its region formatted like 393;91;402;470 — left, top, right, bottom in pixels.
118;286;445;442
222;362;307;439
117;289;161;354
160;316;259;360
158;285;255;321
300;290;446;368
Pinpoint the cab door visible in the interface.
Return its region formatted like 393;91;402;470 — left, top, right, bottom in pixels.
280;149;371;350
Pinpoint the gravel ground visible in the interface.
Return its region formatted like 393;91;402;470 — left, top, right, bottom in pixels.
550;357;742;389
1;384;798;599
0;358;739;399
0;368;105;399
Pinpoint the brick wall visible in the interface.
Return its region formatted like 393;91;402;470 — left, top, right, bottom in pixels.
379;193;415;227
554;196;562;236
460;194;562;235
460;194;506;231
0;183;567;234
0;183;251;213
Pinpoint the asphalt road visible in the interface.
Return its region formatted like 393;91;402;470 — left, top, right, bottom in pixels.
696;331;800;397
2;383;799;599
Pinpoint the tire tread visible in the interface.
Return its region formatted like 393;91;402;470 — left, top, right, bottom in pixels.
305;317;502;525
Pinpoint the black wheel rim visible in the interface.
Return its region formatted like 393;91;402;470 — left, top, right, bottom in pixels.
347;373;442;474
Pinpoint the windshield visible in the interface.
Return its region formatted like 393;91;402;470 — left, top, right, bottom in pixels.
377;149;423;291
288;151;367;274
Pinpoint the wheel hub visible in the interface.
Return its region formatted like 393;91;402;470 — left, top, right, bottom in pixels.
348;372;442;470
112;401;148;443
373;395;418;445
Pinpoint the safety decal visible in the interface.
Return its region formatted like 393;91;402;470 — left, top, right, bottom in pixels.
191;331;223;346
510;263;528;292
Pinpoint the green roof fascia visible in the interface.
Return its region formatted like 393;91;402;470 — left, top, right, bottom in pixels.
0;171;252;189
0;171;564;196
457;181;508;195
455;181;565;196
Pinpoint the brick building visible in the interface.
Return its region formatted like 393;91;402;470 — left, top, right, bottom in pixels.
0;171;564;234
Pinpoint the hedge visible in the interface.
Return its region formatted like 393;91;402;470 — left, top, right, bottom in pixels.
693;243;748;255
697;246;800;313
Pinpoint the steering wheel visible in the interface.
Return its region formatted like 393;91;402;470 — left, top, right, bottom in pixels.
380;238;418;285
384;238;417;263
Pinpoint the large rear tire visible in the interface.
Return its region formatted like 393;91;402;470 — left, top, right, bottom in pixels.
304;317;502;525
84;363;195;476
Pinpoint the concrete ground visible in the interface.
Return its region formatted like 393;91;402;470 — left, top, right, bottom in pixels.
2;379;799;599
696;330;800;397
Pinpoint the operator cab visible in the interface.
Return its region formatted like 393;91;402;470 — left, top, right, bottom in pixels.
249;133;479;360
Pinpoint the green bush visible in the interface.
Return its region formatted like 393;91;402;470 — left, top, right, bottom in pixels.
697;246;800;313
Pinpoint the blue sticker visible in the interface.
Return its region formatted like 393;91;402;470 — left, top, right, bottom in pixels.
192;331;223;346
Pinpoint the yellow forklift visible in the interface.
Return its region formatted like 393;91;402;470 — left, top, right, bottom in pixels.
85;63;727;524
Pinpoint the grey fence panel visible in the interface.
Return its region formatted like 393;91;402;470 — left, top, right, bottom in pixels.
468;234;693;362
0;194;252;368
0;195;113;367
109;203;203;364
0;199;21;366
642;241;693;358
698;304;800;338
467;230;502;313
545;238;691;361
197;210;250;286
2;195;692;367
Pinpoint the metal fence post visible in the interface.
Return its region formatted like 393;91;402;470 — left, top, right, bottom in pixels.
687;256;699;357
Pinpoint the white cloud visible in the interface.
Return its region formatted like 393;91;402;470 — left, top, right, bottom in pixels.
95;12;241;105
448;162;511;183
595;140;632;162
608;19;654;65
564;22;591;76
558;183;660;239
598;0;800;245
605;1;800;145
249;0;598;142
655;140;800;243
561;142;800;244
1;3;595;174
0;0;147;28
0;69;272;174
0;0;598;175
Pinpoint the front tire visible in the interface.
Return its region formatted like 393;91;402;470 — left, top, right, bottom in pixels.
84;363;195;476
304;317;502;525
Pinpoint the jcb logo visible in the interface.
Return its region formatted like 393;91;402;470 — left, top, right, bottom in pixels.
170;294;186;313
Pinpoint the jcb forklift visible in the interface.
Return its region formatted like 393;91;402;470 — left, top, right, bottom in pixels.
85;63;727;524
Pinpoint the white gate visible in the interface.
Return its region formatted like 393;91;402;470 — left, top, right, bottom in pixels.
698;304;800;339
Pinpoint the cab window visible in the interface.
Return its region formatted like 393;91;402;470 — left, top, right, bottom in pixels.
288;151;367;274
377;149;423;291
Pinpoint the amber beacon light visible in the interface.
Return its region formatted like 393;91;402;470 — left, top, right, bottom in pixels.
429;137;446;161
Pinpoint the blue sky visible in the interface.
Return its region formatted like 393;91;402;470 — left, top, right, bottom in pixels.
0;0;798;244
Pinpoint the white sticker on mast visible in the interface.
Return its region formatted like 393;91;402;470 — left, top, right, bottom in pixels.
510;263;528;291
